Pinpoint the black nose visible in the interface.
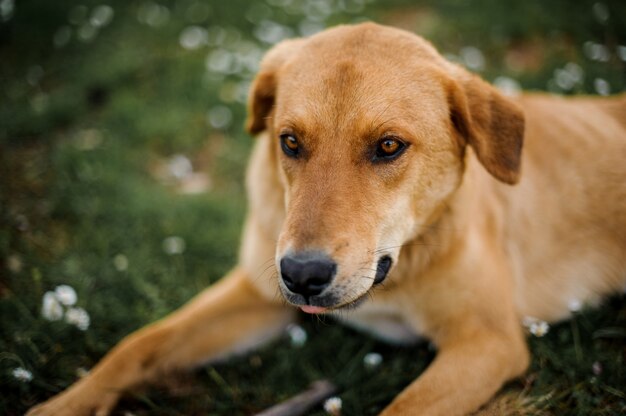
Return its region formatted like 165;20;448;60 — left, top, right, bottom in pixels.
280;252;336;297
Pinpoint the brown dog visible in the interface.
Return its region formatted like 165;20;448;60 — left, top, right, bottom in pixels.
28;23;626;416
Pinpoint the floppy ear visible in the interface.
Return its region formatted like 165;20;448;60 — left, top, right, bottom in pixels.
448;72;525;184
246;38;306;135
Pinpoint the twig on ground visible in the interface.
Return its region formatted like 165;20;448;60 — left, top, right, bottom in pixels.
254;380;339;416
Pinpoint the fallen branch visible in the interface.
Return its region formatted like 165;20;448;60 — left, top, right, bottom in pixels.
254;380;339;416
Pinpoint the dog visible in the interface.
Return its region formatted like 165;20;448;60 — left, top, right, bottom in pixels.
28;22;626;416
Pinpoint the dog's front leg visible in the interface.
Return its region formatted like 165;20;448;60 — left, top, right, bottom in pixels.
27;267;295;416
381;327;528;416
380;302;529;416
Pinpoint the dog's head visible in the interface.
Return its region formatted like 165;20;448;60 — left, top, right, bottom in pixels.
247;23;524;313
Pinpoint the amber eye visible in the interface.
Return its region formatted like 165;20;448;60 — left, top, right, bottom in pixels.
280;134;299;157
374;137;407;161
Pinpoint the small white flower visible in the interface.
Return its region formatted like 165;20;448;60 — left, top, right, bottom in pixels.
460;46;485;71
76;367;90;378
113;254;128;271
363;352;383;369
618;45;626;62
65;307;90;330
594;78;610;96
286;324;307;347
6;254;22;273
179;26;207;50
55;285;77;306
592;361;602;376
90;5;114;28
206;105;232;130
12;367;33;382
494;76;521;97
42;291;64;321
568;298;582;313
592;2;609;24
323;396;342;416
162;236;186;255
1;0;15;21
53;26;72;48
167;154;193;180
529;321;549;337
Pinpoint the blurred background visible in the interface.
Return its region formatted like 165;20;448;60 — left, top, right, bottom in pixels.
1;0;625;415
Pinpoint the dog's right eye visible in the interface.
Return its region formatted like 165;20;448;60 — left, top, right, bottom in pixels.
280;134;300;157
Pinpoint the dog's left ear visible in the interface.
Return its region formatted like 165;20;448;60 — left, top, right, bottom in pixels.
448;72;525;185
246;39;305;135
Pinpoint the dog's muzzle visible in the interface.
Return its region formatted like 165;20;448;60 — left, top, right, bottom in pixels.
278;251;394;314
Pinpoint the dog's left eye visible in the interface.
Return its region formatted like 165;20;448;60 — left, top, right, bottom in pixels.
280;134;300;157
373;137;407;161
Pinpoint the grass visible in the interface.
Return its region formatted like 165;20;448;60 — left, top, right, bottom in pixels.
1;0;625;414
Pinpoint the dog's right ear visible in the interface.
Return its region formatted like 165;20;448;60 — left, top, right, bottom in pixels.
246;39;305;135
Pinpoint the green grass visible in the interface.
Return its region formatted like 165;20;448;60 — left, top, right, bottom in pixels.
1;0;625;415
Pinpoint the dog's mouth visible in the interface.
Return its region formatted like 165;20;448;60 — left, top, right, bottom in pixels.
374;255;393;284
284;255;393;314
298;294;369;314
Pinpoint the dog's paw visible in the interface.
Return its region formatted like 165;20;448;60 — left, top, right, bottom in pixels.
26;383;119;416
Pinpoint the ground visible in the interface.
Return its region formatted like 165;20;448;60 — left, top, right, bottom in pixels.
1;0;625;415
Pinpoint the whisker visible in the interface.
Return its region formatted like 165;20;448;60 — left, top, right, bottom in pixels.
255;257;275;269
254;262;278;281
371;241;442;255
256;263;277;281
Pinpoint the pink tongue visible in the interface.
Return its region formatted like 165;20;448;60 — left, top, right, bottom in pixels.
300;305;328;314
